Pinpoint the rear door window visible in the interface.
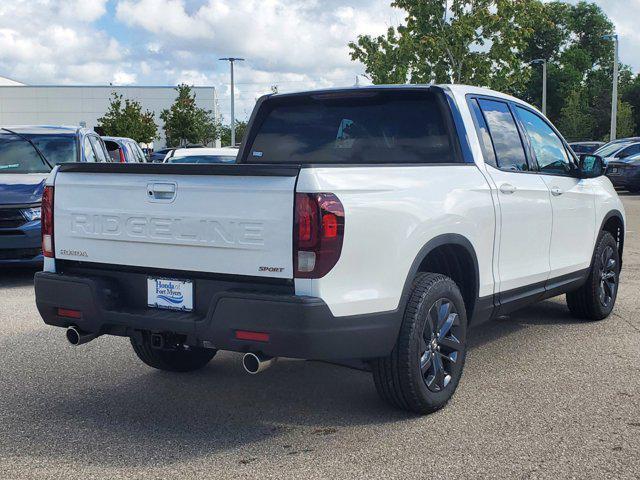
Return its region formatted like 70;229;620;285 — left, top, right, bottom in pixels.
244;90;458;164
83;137;97;162
477;99;529;172
88;136;108;163
468;99;497;168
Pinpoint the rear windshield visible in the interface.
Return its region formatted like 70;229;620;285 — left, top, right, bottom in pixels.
244;90;458;164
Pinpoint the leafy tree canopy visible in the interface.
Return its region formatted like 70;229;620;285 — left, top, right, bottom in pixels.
350;0;640;139
97;93;157;144
160;84;220;147
350;0;544;93
220;120;248;147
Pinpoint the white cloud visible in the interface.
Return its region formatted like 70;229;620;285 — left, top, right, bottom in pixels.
115;0;395;76
1;0;639;124
0;1;120;84
113;71;137;85
112;0;399;119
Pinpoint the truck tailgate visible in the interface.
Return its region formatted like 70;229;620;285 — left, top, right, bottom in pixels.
52;164;299;279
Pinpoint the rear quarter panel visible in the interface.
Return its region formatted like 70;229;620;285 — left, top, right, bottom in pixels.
295;165;496;317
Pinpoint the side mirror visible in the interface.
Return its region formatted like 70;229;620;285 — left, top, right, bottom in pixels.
578;154;605;178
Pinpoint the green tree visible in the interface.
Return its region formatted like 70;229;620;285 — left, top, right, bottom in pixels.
160;84;199;147
220;120;248;147
160;84;220;147
349;0;543;93
616;100;635;139
621;74;640;136
97;93;157;144
193;108;221;146
556;89;595;141
518;1;632;139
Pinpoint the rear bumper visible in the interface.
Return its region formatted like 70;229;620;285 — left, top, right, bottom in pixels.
34;270;401;360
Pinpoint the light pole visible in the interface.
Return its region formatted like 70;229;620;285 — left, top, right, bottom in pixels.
531;59;547;116
602;34;619;141
219;57;245;146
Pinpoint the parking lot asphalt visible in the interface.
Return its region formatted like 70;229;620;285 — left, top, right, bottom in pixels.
0;195;639;480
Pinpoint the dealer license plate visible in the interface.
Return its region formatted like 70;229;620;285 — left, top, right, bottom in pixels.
147;277;193;311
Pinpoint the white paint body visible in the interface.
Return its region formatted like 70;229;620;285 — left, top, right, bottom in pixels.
46;85;626;318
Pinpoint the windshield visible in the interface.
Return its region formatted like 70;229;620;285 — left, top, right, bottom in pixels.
0;133;78;173
244;90;456;164
0;133;48;173
571;144;599;154
25;134;77;165
168;155;236;164
596;142;631;157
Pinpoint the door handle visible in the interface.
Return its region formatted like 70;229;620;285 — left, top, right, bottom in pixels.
550;186;563;196
499;183;517;194
147;182;176;201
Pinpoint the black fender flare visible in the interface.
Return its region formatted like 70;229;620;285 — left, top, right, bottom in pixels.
398;233;481;318
598;209;625;268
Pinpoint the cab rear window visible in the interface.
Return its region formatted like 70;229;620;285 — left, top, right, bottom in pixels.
243;90;459;164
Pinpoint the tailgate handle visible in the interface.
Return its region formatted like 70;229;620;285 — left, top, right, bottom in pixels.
148;182;176;201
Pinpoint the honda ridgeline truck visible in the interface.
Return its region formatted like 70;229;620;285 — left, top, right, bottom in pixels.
34;85;625;414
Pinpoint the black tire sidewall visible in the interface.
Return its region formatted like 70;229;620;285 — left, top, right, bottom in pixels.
589;231;620;318
401;274;468;411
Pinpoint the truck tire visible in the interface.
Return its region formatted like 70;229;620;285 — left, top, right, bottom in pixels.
566;231;620;321
130;332;217;372
372;273;467;414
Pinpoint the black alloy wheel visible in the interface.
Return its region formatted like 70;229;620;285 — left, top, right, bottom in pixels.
597;244;618;309
419;298;463;392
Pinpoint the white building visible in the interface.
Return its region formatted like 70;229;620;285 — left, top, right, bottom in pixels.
0;77;218;148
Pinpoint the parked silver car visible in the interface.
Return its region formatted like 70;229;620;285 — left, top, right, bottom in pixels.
102;136;147;163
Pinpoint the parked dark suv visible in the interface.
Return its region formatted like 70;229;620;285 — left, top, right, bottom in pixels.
0;126;111;266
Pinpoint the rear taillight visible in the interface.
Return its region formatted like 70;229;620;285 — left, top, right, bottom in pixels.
119;149;126;163
294;193;344;278
41;185;54;258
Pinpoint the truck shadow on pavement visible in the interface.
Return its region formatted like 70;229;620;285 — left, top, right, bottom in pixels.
0;294;580;468
0;267;37;288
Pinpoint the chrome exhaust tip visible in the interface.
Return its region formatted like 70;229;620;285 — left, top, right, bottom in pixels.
66;326;100;346
242;352;277;374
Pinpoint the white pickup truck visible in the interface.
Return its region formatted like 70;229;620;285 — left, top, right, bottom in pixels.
35;85;625;414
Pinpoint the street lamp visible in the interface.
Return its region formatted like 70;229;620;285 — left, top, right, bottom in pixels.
219;57;245;147
602;34;619;141
530;59;547;116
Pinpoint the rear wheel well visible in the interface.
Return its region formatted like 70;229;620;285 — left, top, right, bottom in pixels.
602;214;624;266
416;244;477;320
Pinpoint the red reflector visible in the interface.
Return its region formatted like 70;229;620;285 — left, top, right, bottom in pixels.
58;308;81;319
235;330;270;342
322;213;338;238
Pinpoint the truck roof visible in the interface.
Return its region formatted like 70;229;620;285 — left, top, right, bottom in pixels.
268;83;539;114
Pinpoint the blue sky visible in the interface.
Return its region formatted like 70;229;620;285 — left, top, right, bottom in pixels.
0;1;637;121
